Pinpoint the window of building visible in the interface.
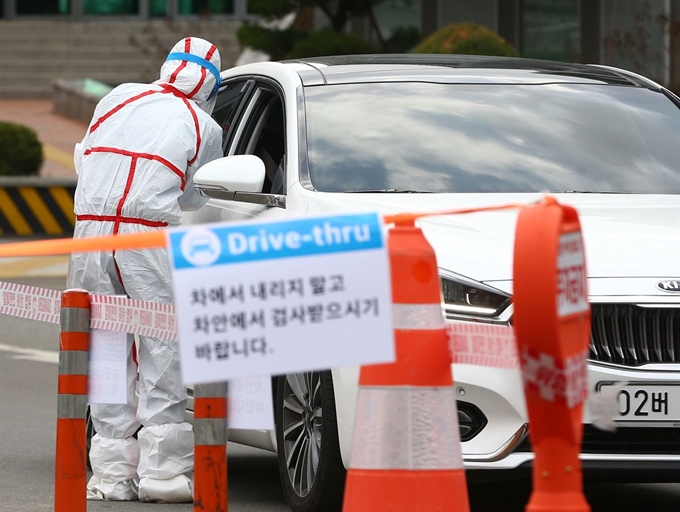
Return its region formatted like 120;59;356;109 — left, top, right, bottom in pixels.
150;0;167;17
17;0;70;15
373;0;420;41
521;0;580;62
84;0;139;15
8;0;239;17
178;0;234;15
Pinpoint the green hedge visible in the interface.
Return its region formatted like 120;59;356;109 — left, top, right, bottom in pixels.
413;22;518;57
0;122;43;177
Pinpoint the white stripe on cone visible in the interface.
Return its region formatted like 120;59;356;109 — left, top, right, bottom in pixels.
349;386;464;470
392;303;446;331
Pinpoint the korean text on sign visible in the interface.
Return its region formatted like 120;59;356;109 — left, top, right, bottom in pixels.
557;231;588;317
168;213;395;385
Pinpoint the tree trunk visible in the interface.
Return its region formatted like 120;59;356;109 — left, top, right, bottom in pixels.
367;4;386;51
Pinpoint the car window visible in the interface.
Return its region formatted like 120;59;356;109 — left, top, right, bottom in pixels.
232;87;286;195
304;83;680;194
211;80;252;154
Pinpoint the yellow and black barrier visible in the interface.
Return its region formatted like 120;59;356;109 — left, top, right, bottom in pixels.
0;178;76;237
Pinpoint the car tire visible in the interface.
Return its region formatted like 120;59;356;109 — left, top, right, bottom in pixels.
276;371;346;512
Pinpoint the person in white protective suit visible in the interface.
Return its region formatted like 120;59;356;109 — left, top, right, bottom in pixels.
68;37;223;503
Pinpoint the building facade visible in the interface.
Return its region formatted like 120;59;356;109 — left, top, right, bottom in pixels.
2;0;679;89
364;0;680;89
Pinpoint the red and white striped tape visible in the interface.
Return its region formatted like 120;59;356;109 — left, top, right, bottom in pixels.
447;321;519;369
90;295;178;341
0;281;178;340
448;322;589;406
0;282;61;324
521;347;589;408
0;285;588;391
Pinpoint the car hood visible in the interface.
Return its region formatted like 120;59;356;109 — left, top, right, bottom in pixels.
305;192;680;284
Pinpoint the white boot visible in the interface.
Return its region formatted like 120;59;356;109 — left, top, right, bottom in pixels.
87;436;139;501
87;476;138;501
136;423;194;503
137;474;193;503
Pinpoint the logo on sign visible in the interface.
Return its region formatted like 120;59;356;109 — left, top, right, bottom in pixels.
180;229;221;267
656;280;680;293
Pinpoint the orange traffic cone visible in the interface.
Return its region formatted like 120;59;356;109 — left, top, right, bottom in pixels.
342;219;470;512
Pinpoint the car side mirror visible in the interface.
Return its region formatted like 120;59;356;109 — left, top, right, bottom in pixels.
194;155;285;209
194;155;266;194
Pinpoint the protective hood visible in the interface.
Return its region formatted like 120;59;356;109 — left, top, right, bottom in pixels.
158;37;221;114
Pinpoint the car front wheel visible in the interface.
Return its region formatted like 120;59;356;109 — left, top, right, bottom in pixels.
276;371;346;512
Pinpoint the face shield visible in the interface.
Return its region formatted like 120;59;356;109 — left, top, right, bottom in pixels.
198;87;219;116
163;51;221;115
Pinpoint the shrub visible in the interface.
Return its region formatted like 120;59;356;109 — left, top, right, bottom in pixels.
286;30;377;59
385;26;422;53
413;22;519;57
0;122;43;177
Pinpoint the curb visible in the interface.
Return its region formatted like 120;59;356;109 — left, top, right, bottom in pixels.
0;177;76;237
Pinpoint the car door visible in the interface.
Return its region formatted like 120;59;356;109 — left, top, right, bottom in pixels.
190;78;289;226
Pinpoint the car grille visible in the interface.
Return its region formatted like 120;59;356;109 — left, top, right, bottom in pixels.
515;426;680;455
589;304;680;366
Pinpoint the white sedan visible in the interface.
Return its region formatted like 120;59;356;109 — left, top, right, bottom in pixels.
182;55;680;512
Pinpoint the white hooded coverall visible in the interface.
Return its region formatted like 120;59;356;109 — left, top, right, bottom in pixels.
69;37;223;502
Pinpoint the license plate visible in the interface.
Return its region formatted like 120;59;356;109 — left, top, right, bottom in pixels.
597;382;680;422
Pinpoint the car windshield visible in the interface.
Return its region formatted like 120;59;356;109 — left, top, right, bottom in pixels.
303;82;680;193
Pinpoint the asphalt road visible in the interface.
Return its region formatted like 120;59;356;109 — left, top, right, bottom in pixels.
2;276;680;511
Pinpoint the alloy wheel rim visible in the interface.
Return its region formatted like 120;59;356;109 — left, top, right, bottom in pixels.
282;372;323;497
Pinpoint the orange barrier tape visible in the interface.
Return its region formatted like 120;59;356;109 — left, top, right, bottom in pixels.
0;201;544;258
0;230;166;258
383;202;531;226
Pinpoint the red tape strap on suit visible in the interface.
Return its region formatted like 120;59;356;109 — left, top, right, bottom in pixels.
76;215;168;228
84;147;186;191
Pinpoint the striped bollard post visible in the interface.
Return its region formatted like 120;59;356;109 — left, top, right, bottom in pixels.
194;382;228;512
55;289;90;512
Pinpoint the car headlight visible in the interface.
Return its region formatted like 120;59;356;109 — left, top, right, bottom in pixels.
439;270;511;319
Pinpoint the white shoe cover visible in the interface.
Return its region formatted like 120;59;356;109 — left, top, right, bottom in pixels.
87;435;139;501
87;476;139;501
137;474;193;503
137;423;194;480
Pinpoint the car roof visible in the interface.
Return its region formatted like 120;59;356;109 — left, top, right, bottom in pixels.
281;54;658;88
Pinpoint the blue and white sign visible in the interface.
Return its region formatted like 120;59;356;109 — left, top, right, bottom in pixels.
167;213;395;385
